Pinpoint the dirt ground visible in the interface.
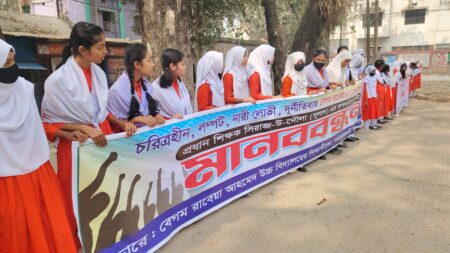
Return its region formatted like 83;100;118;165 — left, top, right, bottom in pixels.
159;82;450;253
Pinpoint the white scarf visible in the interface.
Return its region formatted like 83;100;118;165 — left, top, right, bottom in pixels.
0;40;49;176
283;52;307;96
108;72;153;120
349;53;364;81
223;46;249;99
41;56;109;127
381;72;392;87
326;50;353;83
195;51;225;111
151;77;193;118
375;69;385;85
364;66;378;98
247;44;275;96
304;61;329;88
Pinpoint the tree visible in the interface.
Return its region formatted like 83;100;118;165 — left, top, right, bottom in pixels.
136;0;196;96
373;0;379;60
365;0;371;63
291;0;353;62
0;26;4;40
261;0;285;95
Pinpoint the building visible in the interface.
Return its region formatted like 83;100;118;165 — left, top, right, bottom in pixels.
23;0;140;40
329;0;450;73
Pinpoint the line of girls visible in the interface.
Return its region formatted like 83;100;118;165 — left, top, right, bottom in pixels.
1;21;390;252
361;57;421;130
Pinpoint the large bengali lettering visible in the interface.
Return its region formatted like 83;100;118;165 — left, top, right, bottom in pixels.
181;104;359;190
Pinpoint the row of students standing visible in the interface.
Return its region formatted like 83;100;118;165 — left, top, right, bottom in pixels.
195;45;368;113
361;58;420;130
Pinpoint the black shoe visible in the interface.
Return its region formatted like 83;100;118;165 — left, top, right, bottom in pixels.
345;137;356;142
352;137;359;141
378;121;387;124
340;142;348;148
369;126;381;130
297;167;307;173
330;148;344;155
318;155;327;160
384;117;393;121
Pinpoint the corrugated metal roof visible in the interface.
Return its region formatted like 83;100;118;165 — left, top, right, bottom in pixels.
0;10;139;44
0;10;71;37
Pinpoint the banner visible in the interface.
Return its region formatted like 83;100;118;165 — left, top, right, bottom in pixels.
73;84;361;253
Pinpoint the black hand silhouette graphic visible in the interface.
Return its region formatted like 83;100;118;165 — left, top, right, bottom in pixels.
79;152;117;253
95;173;126;253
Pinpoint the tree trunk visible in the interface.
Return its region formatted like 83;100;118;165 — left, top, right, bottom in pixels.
365;0;371;64
137;0;196;99
0;26;4;40
290;0;323;62
261;0;285;95
373;0;379;60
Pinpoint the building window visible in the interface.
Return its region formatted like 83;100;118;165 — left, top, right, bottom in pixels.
363;12;383;27
392;45;433;52
436;44;450;50
102;11;114;32
404;9;426;25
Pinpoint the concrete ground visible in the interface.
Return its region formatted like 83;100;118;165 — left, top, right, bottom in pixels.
159;80;450;253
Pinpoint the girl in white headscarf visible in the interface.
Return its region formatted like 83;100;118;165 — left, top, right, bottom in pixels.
326;50;353;88
281;51;308;97
0;39;77;253
247;44;280;100
223;46;255;104
195;51;225;111
349;53;365;81
362;65;381;130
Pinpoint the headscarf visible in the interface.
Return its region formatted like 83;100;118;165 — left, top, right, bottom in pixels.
326;50;353;83
0;39;49;176
283;51;307;95
349;53;365;80
247;44;275;96
363;65;377;98
195;51;225;110
223;46;249;99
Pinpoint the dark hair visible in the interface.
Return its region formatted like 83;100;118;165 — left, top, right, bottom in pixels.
410;61;417;68
337;45;349;54
159;48;184;88
374;59;385;69
400;63;407;79
124;43;159;120
381;64;390;73
57;22;104;69
314;49;328;59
